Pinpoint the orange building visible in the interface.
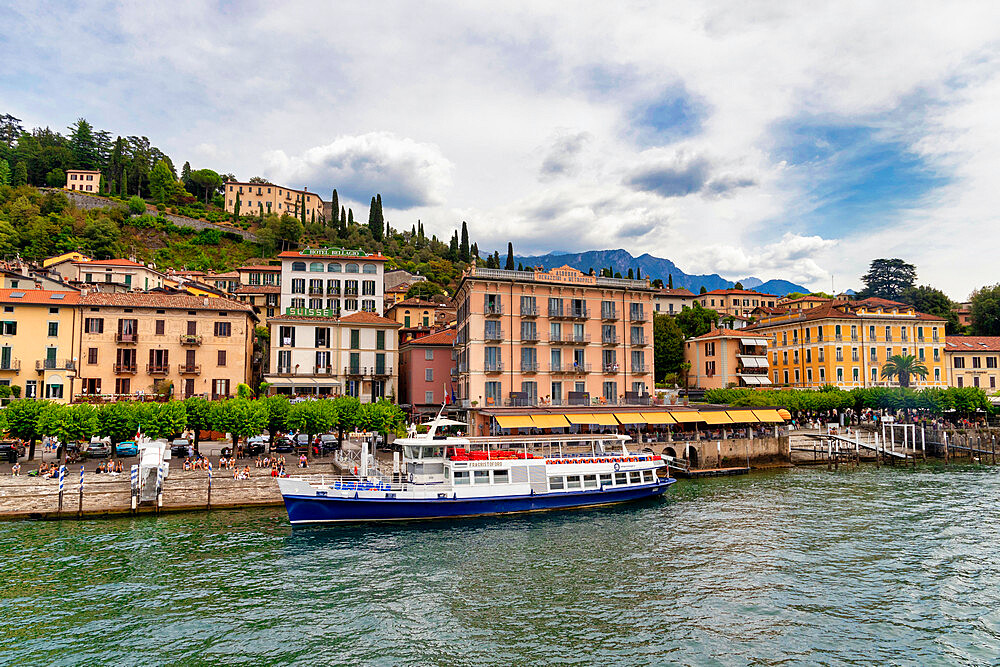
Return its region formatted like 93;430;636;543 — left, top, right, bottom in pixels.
698;288;778;318
224;181;324;222
684;328;770;389
452;264;655;409
65;169;101;193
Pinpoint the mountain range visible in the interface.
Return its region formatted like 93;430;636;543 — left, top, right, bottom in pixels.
512;249;810;296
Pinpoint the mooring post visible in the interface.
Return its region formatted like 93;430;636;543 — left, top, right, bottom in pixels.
944;432;950;464
921;426;926;462
57;464;65;514
827;438;832;471
78;465;84;517
207;462;213;509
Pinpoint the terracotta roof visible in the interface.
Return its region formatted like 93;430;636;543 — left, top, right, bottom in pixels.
79;292;256;316
236;264;281;272
73;258;146;268
403;328;456;347
278;250;388;261
750;300;947;326
0;288;81;305
225;181;321;199
204;271;240;279
694;327;763;339
386;283;412;293
945;336;1000;352
658;288;695;296
339;311;400;326
853;296;907;308
389;298;450;308
233;285;281;294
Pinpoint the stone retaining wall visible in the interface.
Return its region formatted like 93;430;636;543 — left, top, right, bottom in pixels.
649;436;789;469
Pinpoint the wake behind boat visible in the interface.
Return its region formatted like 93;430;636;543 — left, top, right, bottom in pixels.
278;416;676;524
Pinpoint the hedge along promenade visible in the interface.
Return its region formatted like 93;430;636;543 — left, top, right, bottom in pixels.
3;396;406;462
703;386;993;416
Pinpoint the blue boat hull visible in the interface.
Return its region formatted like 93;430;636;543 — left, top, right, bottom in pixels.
282;480;676;524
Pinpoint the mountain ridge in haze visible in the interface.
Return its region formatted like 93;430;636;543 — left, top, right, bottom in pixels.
512;249;809;296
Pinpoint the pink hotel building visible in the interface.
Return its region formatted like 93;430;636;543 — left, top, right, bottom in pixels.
453;265;656;409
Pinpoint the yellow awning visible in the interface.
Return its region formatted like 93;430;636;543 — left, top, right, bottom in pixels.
566;413;600;425
531;414;570;428
700;411;734;425
495;415;535;429
642;412;677;424
777;408;792;420
671;411;704;423
591;413;619;426
614;412;647;424
752;409;785;423
726;409;760;423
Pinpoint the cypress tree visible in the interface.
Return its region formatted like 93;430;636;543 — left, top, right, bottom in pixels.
373;194;384;241
471;242;478;258
300;197;306;226
614;271;622;279
460;221;470;261
368;196;376;233
259;202;264;222
627;268;634;279
518;262;524;271
411;224;416;237
636;267;641;279
493;251;500;268
0;158;11;186
449;231;459;259
699;285;707;294
340;206;347;236
233;192;241;222
418;220;424;238
348;208;354;225
505;242;515;270
330;189;339;229
668;274;673;289
311;210;315;224
12;161;27;186
181;161;192;187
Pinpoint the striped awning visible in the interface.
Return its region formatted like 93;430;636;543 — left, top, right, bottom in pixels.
495;415;535;429
566;413;600;425
752;409;785;423
614;412;647;424
726;409;760;423
531;414;570;429
642;412;677;424
671;411;704;423
700;411;734;425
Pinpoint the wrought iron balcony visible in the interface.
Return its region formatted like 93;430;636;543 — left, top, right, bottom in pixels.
36;359;75;371
601;308;618;321
113;363;137;374
520;362;539;373
630;335;648;346
179;334;202;346
484;361;504;373
178;364;201;374
146;364;170;375
484;303;503;316
115;332;138;344
603;363;620;374
602;334;619;345
629;311;648;322
521;331;540;342
0;359;19;372
520;305;538;317
484;328;505;341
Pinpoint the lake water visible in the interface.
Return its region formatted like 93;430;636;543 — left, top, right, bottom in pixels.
2;464;999;666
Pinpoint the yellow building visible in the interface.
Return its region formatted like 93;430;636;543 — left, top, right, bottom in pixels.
684;328;771;389
0;288;81;403
384;298;456;329
65;169;101;193
945;336;1000;390
224;181;324;222
749;298;947;389
698;288;778;318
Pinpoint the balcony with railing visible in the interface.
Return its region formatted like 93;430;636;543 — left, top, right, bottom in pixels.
630;335;648;346
115;332;139;344
551;362;591;374
601;307;618;321
344;365;363;376
179;334;202;346
547;307;565;319
568;333;591;345
327;286;341;295
520;305;538;317
113;363;137;374
632;363;649;374
344;287;359;296
308;286;325;295
373;366;392;377
484;361;504;373
520;362;539;373
314;365;336;375
629;310;648;322
484;303;503;316
602;334;619;345
567;307;588;319
885;334;893;342
483;328;505;341
178;364;201;374
146;364;170;375
521;331;540;342
603;363;620;374
0;359;19;372
36;359;75;371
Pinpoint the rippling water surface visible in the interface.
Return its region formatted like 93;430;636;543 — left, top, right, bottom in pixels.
3;464;1000;666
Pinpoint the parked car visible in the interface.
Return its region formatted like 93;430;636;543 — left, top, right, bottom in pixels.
115;441;139;457
170;438;190;458
84;441;111;458
314;434;340;455
245;436;266;457
0;440;24;463
272;436;295;453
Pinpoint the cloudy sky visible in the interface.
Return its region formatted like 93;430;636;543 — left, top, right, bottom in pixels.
4;1;1000;298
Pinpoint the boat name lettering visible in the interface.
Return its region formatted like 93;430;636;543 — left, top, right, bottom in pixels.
468;461;504;468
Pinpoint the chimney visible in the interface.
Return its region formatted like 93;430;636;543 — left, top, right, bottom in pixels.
203;298;209;306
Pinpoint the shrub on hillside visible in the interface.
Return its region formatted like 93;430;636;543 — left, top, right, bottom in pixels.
128;196;146;215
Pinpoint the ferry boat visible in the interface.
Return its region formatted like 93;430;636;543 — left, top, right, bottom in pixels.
277;418;676;524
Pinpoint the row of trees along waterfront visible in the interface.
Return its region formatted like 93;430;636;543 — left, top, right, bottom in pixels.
2;396;405;463
703;386;992;415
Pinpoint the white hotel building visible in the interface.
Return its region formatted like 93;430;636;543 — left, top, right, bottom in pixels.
264;248;399;400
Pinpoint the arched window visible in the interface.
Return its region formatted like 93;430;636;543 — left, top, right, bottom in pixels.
309;262;324;272
362;263;377;274
328;263;341;273
291;261;306;272
346;263;359;273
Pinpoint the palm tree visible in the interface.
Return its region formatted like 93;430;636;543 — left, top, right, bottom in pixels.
880;354;929;388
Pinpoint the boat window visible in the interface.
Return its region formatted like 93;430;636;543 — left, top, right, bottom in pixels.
566;475;582;490
443;466;450;479
493;469;509;484
426;446;444;458
643;470;655;483
549;476;564;490
599;473;612;487
454;471;470;485
629;471;642;484
403;446;418;459
615;472;628;485
583;474;598;489
473;470;491;484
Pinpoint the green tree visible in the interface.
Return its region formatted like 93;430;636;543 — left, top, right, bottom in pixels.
330;189;339;230
734;281;744;290
859;258;917;300
6;398;51;460
97;402;138;456
183;396;212;453
128;195;146;215
880;354;929;389
263;395;291;448
219;398;268;454
674;302;719;338
233;191;241;222
699;285;707;294
406;282;445;299
668;274;673;289
505;242;515;270
275;214;304;250
653;313;686;382
287;400;335;458
149;159;174;203
358;399;405;441
45;168;65;187
189;168;222;204
13;161;27;186
340;205;347;236
139;401;187;439
898;284;960;333
40;404;98;463
332;395;361;448
181;161;192;188
67;118;99;169
0;158;10;185
460;221;470;261
969;284;1000;335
